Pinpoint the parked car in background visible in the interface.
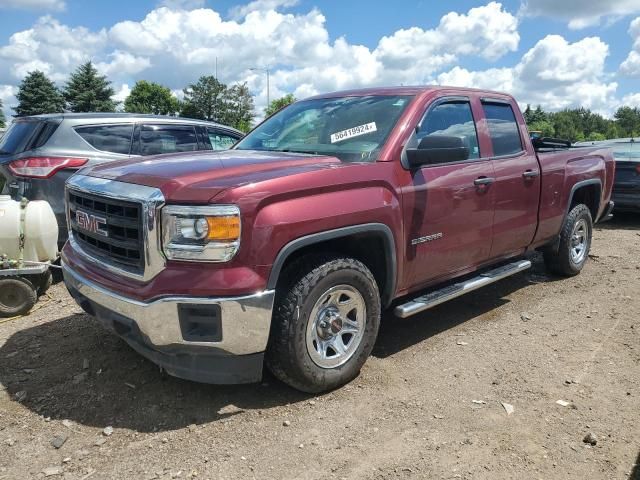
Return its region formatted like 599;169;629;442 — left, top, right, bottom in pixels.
0;114;243;247
62;86;614;393
576;138;639;212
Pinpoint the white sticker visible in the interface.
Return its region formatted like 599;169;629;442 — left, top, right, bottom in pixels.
330;122;377;144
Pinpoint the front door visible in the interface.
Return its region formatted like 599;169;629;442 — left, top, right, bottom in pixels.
401;98;495;290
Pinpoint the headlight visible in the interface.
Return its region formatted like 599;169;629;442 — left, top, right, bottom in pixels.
161;205;241;262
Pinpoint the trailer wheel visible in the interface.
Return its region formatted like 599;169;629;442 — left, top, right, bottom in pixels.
38;270;53;296
0;277;37;317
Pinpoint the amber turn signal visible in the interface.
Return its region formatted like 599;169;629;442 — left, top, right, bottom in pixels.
206;215;241;242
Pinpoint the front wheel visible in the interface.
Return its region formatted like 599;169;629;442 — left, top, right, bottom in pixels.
266;257;381;393
544;204;593;276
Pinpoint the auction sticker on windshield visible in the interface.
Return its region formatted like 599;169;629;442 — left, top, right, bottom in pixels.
330;122;377;143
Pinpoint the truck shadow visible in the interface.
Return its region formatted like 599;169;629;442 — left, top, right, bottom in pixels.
632;450;640;480
0;314;312;433
374;266;536;359
0;255;559;433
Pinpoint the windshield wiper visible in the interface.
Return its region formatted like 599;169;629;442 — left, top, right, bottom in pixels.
275;148;320;155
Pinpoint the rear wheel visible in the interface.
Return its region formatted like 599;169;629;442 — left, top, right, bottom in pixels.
544;204;593;276
266;256;381;393
0;277;37;317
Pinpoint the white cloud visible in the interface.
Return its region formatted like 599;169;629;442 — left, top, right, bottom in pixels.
230;0;298;19
0;0;65;11
622;92;640;106
0;84;18;122
438;35;618;115
521;0;640;29
620;17;640;76
0;1;629;119
0;16;106;83
96;51;151;77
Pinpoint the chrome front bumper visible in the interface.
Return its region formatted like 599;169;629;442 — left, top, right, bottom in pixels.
63;262;275;355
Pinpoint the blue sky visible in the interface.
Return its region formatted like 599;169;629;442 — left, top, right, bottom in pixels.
1;0;640;119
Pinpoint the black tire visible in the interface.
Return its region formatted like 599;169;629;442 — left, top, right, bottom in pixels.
266;256;381;393
544;204;593;276
0;276;37;317
37;270;53;296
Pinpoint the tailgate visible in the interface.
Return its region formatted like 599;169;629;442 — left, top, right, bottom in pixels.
614;160;640;192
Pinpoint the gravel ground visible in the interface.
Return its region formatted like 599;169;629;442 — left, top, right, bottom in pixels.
0;215;639;480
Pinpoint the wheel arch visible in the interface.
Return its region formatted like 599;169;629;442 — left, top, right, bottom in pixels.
567;179;602;221
267;223;397;307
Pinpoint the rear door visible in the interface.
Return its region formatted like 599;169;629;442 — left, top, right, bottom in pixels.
401;96;495;288
479;98;541;258
206;127;241;150
134;124;199;156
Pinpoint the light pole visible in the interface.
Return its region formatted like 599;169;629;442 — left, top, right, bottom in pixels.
250;67;270;107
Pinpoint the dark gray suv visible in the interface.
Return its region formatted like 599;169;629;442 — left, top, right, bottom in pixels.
0;114;243;247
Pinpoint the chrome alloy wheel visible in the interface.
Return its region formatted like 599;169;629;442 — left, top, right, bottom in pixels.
306;285;367;369
570;218;589;264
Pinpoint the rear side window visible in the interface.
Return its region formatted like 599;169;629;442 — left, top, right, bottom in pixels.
482;102;523;157
75;124;133;155
140;125;198;155
418;101;480;159
207;129;238;150
0;120;59;154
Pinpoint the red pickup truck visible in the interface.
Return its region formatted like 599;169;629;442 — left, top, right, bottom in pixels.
62;86;615;393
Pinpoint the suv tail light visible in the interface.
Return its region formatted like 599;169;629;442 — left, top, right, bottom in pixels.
8;157;88;179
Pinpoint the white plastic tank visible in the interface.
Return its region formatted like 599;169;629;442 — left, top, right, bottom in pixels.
0;196;59;263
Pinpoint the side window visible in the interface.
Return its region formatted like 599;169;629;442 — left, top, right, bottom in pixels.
140;125;198;156
417;101;480;159
75;124;133;155
481;102;523;157
207;129;239;150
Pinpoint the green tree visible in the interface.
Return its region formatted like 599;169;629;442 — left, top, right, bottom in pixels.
614;106;640;137
0;99;6;128
124;80;179;115
528;120;555;137
585;132;607;141
64;61;116;112
221;82;254;132
15;71;65;116
265;93;296;117
181;75;227;121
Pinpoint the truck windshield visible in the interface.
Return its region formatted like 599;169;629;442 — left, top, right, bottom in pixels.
235;95;414;162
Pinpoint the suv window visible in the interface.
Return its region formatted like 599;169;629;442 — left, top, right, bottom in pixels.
0;120;59;154
482;102;523;157
417;101;480;159
140;125;198;155
75;124;133;155
208;129;238;150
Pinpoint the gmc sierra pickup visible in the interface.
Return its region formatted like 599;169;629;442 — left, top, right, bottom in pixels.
62;86;615;393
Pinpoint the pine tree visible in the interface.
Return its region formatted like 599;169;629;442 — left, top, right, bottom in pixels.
64;61;116;112
0;99;6;128
15;71;65;116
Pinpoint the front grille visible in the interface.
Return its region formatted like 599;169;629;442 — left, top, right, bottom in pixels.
68;189;144;273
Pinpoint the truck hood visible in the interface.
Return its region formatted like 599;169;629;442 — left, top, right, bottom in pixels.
83;149;342;202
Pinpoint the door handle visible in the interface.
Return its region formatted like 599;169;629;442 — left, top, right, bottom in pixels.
474;176;495;186
522;169;540;179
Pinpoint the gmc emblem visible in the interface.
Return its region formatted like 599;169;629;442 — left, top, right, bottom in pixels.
76;210;108;237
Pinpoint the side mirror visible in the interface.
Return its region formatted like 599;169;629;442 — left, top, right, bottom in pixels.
406;135;470;168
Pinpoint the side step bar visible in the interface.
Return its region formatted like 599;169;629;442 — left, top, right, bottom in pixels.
394;259;532;318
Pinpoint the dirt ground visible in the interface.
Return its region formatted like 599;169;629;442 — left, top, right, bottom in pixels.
0;215;639;480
